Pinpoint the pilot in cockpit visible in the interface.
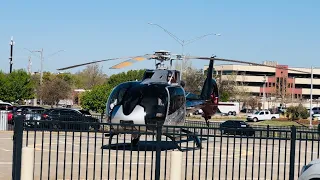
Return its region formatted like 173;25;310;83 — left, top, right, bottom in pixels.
167;72;176;84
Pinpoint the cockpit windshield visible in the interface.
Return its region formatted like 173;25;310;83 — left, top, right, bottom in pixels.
106;82;169;118
122;84;168;115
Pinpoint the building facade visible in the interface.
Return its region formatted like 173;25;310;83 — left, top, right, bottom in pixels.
204;61;320;100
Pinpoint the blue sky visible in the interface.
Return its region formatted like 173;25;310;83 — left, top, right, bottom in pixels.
1;0;319;76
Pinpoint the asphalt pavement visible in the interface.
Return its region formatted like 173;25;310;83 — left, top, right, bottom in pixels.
0;130;318;180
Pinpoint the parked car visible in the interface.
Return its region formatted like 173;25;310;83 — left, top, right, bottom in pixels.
0;102;14;124
246;110;280;122
298;158;320;180
313;114;320;120
219;120;255;136
11;106;46;126
0;101;13;110
40;108;100;130
311;107;320;115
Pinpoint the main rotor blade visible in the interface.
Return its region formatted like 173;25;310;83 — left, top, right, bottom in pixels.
186;56;310;74
56;55;148;71
109;55;155;69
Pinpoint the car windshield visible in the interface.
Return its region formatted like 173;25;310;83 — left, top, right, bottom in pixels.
239;121;248;125
254;111;260;114
79;110;91;115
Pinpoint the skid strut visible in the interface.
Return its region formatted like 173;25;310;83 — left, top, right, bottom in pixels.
182;129;202;149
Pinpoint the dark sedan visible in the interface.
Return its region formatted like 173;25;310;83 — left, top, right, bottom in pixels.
40;108;100;131
219;120;255;136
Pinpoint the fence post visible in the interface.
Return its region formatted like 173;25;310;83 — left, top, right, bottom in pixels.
170;150;182;180
289;125;296;180
21;147;34;180
12;115;24;180
267;125;270;137
155;122;162;180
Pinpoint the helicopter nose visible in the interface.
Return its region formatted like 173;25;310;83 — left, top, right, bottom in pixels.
111;105;146;125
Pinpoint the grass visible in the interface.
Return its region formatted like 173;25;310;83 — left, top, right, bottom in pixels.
250;120;303;127
187;116;316;128
187;115;246;121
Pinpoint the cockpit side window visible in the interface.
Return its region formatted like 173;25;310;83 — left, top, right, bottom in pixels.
168;86;185;115
106;82;138;117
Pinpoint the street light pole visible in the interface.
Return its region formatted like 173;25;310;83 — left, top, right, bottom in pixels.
40;48;44;85
148;22;220;79
9;37;14;73
263;75;266;109
309;66;313;128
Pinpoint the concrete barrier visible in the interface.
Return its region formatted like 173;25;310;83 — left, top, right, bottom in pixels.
170;150;182;180
21;147;34;180
0;111;8;131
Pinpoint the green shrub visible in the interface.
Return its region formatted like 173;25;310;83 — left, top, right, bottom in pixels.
286;104;309;120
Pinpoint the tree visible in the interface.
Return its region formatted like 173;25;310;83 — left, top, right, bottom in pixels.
38;76;72;107
174;60;206;94
215;72;249;102
57;72;76;87
182;67;205;94
220;91;230;102
80;84;111;114
106;69;145;87
0;69;35;103
0;71;7;101
247;97;260;109
74;64;108;89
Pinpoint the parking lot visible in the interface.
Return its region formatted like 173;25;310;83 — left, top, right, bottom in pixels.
1;129;318;180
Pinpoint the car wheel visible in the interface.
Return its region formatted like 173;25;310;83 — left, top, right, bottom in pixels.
131;137;140;146
247;131;254;136
253;117;258;122
90;124;100;131
228;111;232;116
232;111;236;116
53;123;61;130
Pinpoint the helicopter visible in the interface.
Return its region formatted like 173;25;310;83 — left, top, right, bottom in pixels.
57;50;310;150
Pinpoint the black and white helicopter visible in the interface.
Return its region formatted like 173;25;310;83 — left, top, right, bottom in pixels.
57;50;309;150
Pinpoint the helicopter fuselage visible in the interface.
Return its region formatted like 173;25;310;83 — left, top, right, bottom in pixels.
106;81;186;133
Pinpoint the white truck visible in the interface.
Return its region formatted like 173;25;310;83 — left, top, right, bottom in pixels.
246;110;280;122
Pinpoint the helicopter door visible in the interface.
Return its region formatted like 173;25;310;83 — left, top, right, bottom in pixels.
164;86;186;126
106;82;139;121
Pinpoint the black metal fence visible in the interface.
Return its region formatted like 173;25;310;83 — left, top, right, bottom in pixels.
11;116;320;180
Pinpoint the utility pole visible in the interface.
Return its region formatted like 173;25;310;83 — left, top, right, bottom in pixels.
24;48;64;106
9;37;14;73
39;48;44;105
27;56;32;74
291;77;295;104
39;48;44;85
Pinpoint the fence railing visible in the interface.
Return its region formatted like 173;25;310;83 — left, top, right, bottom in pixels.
10;116;320;180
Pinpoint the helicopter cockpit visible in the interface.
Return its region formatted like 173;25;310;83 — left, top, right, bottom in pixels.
106;82;169;127
106;81;186;130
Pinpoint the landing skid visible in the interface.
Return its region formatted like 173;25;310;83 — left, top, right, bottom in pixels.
107;132;140;146
105;129;202;152
181;129;202;149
